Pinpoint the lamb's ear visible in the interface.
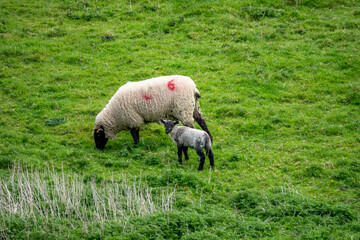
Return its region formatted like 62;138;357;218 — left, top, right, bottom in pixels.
174;120;180;125
158;119;165;124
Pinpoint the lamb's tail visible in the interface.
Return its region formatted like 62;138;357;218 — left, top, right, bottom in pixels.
205;135;212;156
205;134;215;169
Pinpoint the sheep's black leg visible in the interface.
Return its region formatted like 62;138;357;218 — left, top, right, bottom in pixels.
183;147;189;160
177;146;183;164
193;110;213;142
130;128;140;145
195;147;206;171
208;149;215;169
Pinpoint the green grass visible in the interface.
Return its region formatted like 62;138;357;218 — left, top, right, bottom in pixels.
1;0;360;239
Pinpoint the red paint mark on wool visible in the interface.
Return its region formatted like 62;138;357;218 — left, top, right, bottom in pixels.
142;94;152;101
167;80;176;91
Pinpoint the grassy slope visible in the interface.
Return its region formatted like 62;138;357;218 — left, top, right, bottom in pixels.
1;0;360;239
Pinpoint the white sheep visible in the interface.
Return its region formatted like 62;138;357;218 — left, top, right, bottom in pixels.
159;119;214;171
93;75;212;149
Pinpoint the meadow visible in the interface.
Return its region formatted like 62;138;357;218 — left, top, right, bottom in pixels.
1;0;360;239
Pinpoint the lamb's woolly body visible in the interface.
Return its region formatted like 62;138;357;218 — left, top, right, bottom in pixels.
95;75;200;139
160;119;214;170
169;126;211;150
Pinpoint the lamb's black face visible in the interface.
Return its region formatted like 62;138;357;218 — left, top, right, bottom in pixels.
93;125;108;150
159;119;180;134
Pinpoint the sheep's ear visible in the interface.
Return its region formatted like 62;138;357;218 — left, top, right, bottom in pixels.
93;125;104;135
159;119;165;124
174;120;180;125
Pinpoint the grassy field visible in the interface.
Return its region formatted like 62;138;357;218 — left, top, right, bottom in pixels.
1;0;360;239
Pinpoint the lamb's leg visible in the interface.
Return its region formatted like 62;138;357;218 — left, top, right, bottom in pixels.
195;147;206;171
130;128;140;145
208;149;215;169
177;146;183;164
183;147;189;160
193;110;213;142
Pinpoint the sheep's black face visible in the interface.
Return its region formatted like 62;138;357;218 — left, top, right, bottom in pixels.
93;125;108;150
159;119;180;134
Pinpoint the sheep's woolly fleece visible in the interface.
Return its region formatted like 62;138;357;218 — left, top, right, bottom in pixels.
95;75;202;139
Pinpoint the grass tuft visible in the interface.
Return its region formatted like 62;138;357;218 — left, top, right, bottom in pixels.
231;186;355;223
44;117;66;126
0;164;175;236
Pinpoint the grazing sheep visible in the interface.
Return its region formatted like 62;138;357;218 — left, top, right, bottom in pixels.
159;119;214;171
93;75;212;150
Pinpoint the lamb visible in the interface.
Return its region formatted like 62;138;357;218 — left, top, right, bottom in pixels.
159;119;214;171
93;75;212;150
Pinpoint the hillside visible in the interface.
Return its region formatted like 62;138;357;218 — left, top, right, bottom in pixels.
1;0;360;239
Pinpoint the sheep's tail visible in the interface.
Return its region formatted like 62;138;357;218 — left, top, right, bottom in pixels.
194;88;201;99
194;88;201;114
193;88;213;142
